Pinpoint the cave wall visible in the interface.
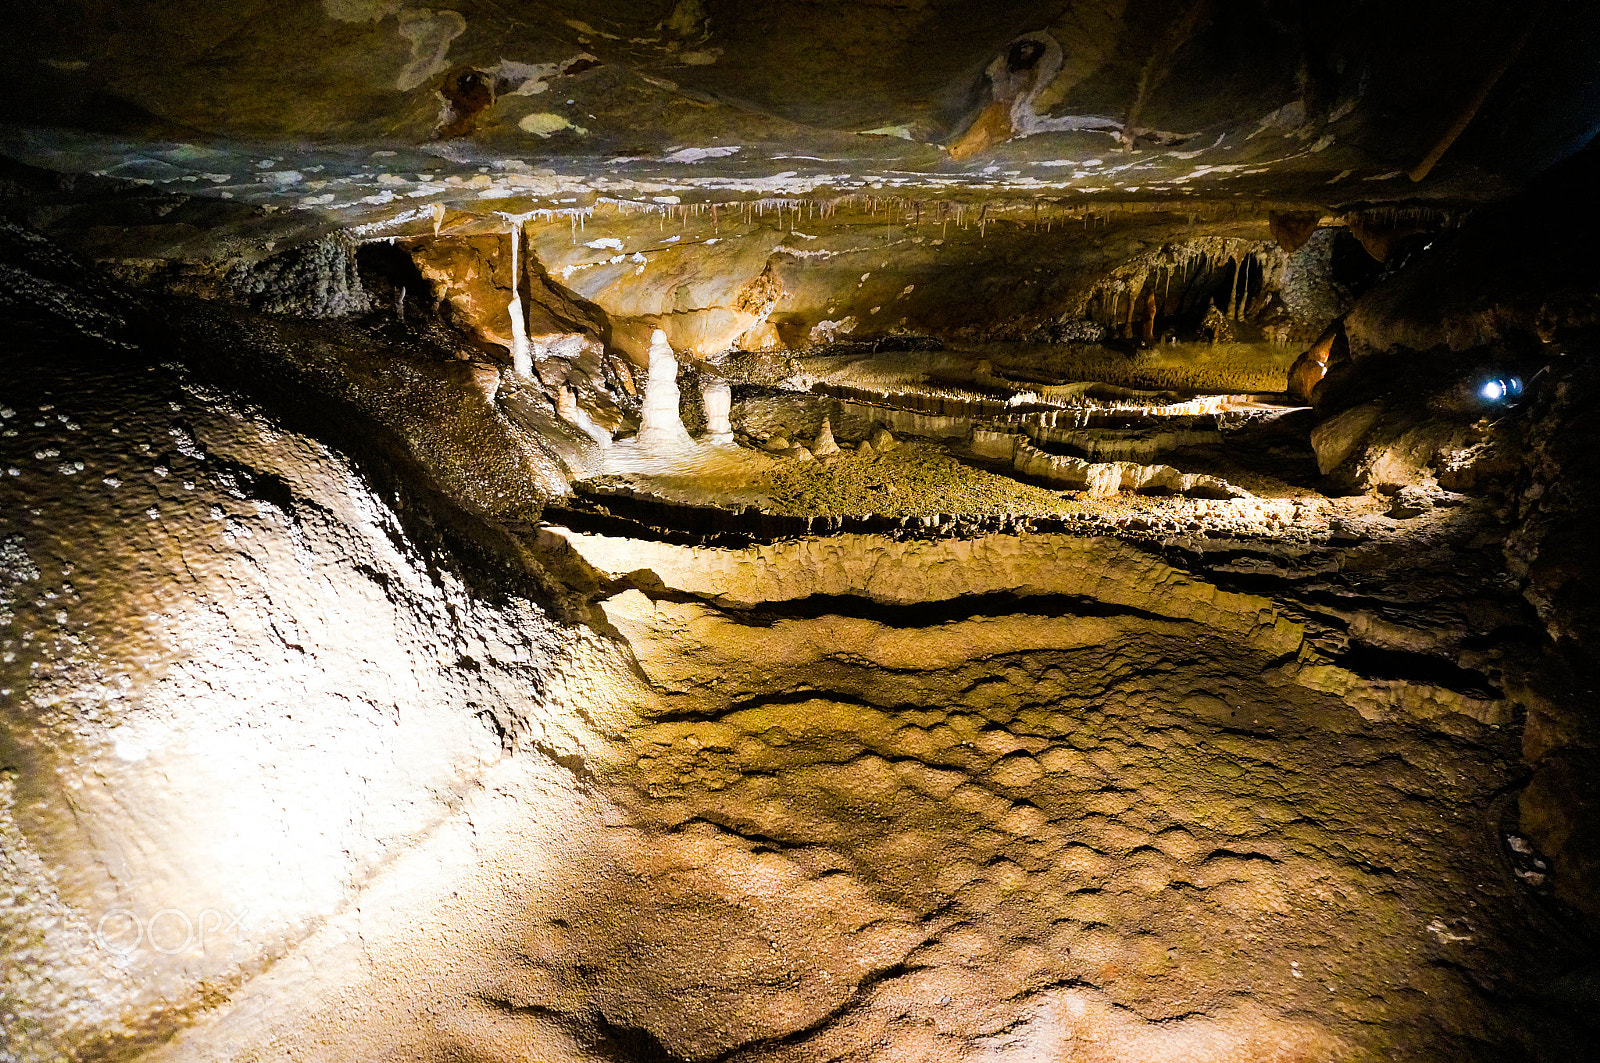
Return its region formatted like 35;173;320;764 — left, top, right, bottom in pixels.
0;226;637;1060
1301;146;1600;928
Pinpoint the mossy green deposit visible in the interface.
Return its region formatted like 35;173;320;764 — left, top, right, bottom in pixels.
754;443;1074;518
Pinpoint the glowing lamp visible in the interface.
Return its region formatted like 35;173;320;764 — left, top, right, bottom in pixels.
1479;376;1522;404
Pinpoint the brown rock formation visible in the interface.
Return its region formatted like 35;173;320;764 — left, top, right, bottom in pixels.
403;233;518;354
1136;290;1158;346
1286;328;1338;404
1269;211;1321;255
1343;211;1444;264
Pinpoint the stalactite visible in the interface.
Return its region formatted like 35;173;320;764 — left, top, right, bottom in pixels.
500;214;533;378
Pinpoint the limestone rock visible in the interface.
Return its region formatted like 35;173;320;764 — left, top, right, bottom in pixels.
1310;400;1476;495
1521;750;1600;926
1287;337;1331;404
0;289;605;1062
402;233;518;350
469;362;501;402
224;233;368;318
1012;439;1247;499
737;321;781;351
1311;403;1383;478
1269;211;1321;255
556;384;612;446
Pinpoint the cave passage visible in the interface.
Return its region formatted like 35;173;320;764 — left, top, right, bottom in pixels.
4;4;1600;1061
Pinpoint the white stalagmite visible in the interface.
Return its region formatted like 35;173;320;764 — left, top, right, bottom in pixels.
637;329;692;446
701;380;733;443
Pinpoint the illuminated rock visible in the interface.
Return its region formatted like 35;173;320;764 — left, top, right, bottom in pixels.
1287;331;1336;404
5;14;1600;1054
556;384;612;446
1012;438;1247;499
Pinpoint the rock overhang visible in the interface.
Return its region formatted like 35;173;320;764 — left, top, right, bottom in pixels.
2;0;1599;238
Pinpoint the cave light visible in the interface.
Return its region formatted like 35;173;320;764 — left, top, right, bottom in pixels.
1479;376;1522;404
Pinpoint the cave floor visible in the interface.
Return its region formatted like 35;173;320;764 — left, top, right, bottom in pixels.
519;523;1585;1062
579;341;1323;537
592;439;1091;519
576;342;1337;547
168;519;1589;1063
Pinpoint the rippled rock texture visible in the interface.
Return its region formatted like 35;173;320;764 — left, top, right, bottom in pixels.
142;513;1585;1061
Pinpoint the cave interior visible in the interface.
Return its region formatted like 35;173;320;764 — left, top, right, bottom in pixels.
4;2;1600;1061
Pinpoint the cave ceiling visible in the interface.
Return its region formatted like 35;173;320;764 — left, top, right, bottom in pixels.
6;0;1600;240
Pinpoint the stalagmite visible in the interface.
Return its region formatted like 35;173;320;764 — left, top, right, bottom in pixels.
701;380;733;443
810;416;841;457
636;329;693;447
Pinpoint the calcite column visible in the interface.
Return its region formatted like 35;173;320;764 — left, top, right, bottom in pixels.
506;219;532;377
637;329;692;447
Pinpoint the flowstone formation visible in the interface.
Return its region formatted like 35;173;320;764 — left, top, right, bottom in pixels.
3;4;1600;1061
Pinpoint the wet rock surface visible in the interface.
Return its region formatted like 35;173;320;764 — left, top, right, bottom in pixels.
0;229;619;1062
